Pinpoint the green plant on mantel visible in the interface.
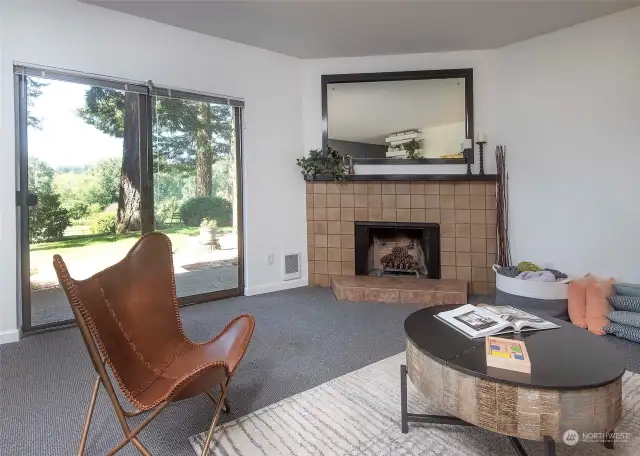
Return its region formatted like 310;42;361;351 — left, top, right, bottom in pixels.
296;147;347;181
403;139;422;159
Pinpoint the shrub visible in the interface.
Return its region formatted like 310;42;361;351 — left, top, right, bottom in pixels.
66;201;90;221
155;197;180;228
179;196;232;227
29;192;71;242
90;211;117;235
87;203;102;215
200;217;217;228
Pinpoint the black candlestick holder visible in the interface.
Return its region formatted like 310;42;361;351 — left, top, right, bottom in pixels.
464;148;472;175
476;141;487;175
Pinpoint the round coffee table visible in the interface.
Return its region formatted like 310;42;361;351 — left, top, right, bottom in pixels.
401;305;625;456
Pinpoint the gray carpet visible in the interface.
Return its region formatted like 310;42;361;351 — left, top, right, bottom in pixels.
1;287;638;456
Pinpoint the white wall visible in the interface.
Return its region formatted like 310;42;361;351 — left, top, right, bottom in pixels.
302;50;501;175
499;6;640;281
0;11;14;343
0;0;307;339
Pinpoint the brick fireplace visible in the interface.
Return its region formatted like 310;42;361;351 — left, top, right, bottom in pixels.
306;180;497;295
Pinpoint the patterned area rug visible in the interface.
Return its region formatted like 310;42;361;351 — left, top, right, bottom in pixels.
190;353;640;455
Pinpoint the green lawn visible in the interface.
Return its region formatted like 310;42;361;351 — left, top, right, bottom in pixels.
29;225;233;281
31;225;232;252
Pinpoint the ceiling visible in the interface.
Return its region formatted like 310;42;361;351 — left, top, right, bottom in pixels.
328;78;465;144
82;0;640;58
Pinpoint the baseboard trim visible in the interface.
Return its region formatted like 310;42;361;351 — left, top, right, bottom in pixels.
0;329;21;345
244;278;308;296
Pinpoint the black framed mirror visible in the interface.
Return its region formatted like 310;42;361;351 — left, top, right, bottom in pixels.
322;68;474;164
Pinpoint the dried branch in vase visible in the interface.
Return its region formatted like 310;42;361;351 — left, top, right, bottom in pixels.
495;145;511;266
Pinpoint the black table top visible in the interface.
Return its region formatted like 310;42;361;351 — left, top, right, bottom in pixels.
405;305;626;390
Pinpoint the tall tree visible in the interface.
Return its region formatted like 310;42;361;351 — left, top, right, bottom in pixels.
118;93;142;230
87;158;123;208
78;88;233;232
153;97;232;197
28;157;54;194
227;120;238;229
195;102;213;195
27;77;47;130
77;89;142;230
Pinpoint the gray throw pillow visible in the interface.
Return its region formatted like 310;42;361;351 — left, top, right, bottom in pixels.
607;295;640;312
603;322;640;344
607;311;640;329
613;283;640;297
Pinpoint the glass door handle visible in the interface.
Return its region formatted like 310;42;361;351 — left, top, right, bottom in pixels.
26;193;38;207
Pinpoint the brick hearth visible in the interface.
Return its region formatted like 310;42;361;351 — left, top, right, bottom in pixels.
306;180;497;294
330;275;468;305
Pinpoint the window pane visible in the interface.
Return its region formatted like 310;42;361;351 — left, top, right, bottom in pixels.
152;96;239;298
26;76;141;326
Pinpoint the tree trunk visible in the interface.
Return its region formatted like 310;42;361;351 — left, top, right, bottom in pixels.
117;92;141;232
195;103;213;196
228;121;238;230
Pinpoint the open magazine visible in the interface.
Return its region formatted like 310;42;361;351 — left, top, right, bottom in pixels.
435;304;559;338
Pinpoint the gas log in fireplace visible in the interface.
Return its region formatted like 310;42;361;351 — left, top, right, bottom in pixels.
354;221;440;279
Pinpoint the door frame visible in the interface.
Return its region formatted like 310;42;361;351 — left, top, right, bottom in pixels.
15;65;245;333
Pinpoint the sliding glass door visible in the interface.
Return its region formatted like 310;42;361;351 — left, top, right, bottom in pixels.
15;65;244;332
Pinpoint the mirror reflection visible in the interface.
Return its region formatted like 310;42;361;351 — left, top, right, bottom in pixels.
327;78;467;161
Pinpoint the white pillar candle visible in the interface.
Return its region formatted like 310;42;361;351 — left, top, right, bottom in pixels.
463;138;472;149
477;132;487;142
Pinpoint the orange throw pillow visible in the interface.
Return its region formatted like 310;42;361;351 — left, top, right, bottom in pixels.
568;275;596;328
585;278;615;335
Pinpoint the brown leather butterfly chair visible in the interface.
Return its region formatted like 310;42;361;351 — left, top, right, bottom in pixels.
53;232;255;456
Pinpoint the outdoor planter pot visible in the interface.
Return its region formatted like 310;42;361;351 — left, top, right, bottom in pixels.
199;226;217;245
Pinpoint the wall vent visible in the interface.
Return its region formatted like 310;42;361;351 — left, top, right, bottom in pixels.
282;252;301;281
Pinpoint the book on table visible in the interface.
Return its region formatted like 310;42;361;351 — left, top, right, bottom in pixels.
485;336;531;373
435;303;559;338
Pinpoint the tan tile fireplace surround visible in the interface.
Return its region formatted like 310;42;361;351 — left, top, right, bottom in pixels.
307;180;497;295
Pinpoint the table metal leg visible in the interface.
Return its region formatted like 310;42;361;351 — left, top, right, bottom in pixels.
604;429;615;450
400;364;408;433
508;437;528;456
401;364;473;433
543;436;556;456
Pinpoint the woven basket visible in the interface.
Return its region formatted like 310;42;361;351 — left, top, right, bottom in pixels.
492;264;570;321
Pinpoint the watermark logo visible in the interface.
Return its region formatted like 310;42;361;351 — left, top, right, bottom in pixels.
563;430;579;446
562;429;631;446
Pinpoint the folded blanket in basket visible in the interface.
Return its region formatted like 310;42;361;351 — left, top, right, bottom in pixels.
516;270;557;282
603;322;640;344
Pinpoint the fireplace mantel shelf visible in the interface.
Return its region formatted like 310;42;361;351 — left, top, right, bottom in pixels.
304;174;498;182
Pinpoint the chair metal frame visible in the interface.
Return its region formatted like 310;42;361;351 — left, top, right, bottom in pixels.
71;292;231;456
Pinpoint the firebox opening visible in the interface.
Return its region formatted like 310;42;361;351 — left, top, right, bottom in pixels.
354;222;440;279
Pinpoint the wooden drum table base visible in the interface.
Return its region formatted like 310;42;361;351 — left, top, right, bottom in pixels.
401;306;625;456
